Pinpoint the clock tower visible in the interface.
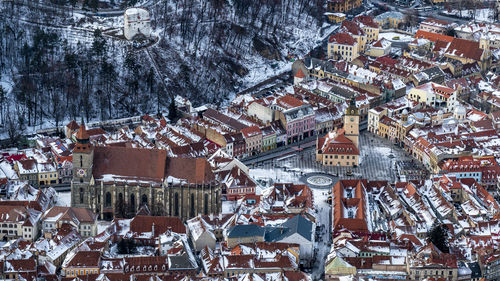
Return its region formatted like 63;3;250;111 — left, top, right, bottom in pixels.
71;123;94;208
344;98;359;148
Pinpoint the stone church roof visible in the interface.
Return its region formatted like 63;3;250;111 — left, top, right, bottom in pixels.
91;146;215;185
92;146;167;184
165;157;215;184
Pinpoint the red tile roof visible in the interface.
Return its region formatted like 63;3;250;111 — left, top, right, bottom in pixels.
295;68;305;78
354;15;379;28
240;126;262;138
276;95;304;109
415;30;454;43
318;132;360;155
66;120;80;130
93;146;167;184
130;215;186;235
65;251;101;268
329;32;356;46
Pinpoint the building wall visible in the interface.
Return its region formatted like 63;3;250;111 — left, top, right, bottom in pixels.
320;154;359;167
192;231;216;252
247;102;274;124
124;8;151;40
244;134;262;155
328;42;359;62
410;267;457;280
39;171;58;186
227;235;264;248
63;268;99;277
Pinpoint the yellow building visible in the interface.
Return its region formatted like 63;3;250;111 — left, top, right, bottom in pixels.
38;162;59;186
378;115;394;139
366;39;391;57
408;82;457;109
316;99;360;167
327;0;362;13
327;32;359;62
62;251;100;277
354;16;380;44
325;256;357;280
374;11;405;29
326;12;346;24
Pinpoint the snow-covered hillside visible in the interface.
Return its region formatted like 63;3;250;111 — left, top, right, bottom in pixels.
0;0;325;141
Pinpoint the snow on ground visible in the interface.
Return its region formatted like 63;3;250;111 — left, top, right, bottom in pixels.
56;191;71;207
222;201;239;214
310;187;331;280
442;8;495;23
249;168;300;184
372;146;393;156
247;164;331;279
97;221;112;234
379;32;413;42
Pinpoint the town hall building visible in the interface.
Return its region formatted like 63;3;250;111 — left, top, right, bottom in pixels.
316;98;360;167
71;124;221;220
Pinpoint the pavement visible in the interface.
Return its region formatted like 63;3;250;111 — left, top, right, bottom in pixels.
252;130;418;183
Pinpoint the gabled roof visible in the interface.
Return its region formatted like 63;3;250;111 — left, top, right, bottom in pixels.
329;32;356;46
415;30;454;43
295;69;305;78
131;215;186;236
66;120;80;130
93;146;167;184
318;132;360;155
65;251;101;268
228;224;265;238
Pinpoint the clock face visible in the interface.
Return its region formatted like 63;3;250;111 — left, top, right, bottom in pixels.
350;117;354;122
77;169;86;177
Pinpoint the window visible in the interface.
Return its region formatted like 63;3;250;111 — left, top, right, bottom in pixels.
80;155;83;167
204;193;209;215
79;188;84;204
174;193;179;217
105;192;112;207
130;194;136;210
190;193;195;218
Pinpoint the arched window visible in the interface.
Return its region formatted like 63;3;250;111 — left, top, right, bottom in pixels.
79;188;84;204
80;155;83;167
105;192;111;207
204;193;209;215
215;192;219;213
190;193;195;218
174;193;179;217
130;194;136;211
119;193;123;203
141;194;148;206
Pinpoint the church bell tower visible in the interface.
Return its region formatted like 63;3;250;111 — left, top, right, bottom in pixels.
344;98;360;148
71;123;94;208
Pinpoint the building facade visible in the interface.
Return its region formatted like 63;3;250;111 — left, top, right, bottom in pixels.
71;124;221;221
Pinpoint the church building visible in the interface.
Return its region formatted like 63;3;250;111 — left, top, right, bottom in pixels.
71;124;221;220
316;99;360;167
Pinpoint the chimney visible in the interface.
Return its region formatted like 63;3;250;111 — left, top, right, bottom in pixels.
152;223;155;236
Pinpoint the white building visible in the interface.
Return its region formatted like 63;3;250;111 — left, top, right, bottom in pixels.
124;8;151;40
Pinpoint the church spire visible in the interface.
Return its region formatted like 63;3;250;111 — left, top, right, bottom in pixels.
346;98;359;116
76;123;90;144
